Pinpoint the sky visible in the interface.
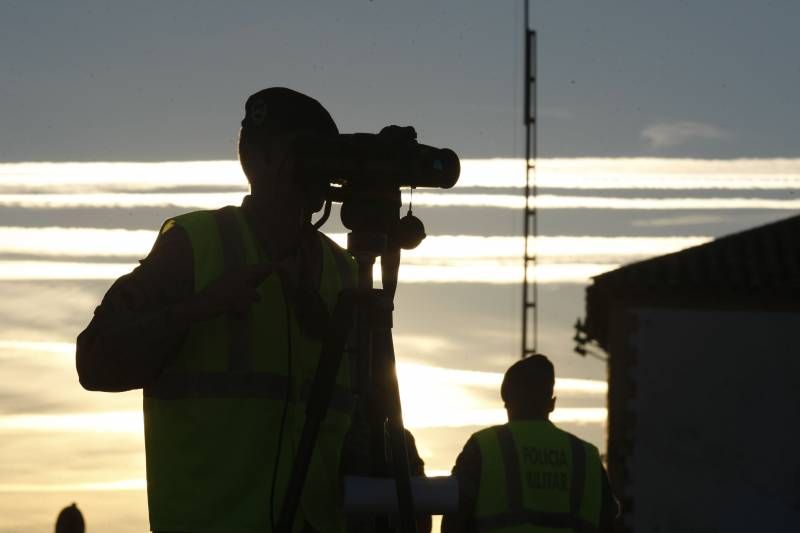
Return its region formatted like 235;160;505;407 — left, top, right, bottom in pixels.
2;0;799;162
1;2;800;530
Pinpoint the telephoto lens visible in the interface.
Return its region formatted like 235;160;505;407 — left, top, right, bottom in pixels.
294;126;460;190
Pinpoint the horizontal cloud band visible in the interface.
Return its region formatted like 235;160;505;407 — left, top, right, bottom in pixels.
0;192;797;211
1;158;799;192
0;227;709;260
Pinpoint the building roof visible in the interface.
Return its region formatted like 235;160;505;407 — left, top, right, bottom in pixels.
584;213;800;347
595;213;800;292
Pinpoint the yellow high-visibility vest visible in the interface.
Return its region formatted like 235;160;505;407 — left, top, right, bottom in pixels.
473;420;602;533
143;205;357;533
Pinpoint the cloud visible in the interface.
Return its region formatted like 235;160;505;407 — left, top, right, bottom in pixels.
632;215;726;228
641;121;730;148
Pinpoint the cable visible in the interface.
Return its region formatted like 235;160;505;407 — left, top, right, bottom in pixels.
270;277;295;530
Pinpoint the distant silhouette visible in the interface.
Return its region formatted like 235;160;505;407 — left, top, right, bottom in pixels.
55;503;84;533
76;88;358;533
441;355;618;533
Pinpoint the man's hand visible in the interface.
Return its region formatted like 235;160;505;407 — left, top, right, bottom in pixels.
170;262;276;323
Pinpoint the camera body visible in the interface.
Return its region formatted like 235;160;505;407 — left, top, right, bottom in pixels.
294;125;460;193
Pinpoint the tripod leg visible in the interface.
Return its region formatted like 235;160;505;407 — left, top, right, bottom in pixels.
373;326;418;533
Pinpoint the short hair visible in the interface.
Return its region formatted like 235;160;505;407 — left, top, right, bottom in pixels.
238;87;338;183
500;354;555;410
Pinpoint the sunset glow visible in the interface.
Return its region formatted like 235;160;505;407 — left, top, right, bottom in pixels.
3;1;798;529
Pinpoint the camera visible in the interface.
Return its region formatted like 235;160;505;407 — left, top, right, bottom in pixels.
293;125;460;192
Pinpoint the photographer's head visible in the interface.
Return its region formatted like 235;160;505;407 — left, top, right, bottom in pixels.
239;87;337;216
501;354;556;421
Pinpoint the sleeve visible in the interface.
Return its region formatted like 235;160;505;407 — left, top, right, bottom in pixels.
75;223;194;392
598;463;620;533
441;436;481;533
404;429;426;476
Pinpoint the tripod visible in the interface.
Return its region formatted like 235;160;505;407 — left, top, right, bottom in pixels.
275;187;424;533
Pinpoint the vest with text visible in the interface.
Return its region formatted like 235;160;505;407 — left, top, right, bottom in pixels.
143;206;357;533
473;420;602;533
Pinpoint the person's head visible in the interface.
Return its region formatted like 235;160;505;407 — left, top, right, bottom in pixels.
55;503;84;533
238;87;338;216
500;354;556;420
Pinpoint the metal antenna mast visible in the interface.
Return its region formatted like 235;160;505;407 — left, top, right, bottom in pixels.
521;0;538;359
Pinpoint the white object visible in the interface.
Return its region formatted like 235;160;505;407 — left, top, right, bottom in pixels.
344;476;459;515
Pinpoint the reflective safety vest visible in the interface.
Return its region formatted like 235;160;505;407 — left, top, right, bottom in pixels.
143;206;357;533
473;420;602;533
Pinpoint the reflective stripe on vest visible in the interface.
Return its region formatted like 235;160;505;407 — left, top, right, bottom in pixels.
568;433;586;525
474;422;601;533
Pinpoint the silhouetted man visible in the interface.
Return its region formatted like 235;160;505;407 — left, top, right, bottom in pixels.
441;355;618;533
55;503;85;533
77;88;358;533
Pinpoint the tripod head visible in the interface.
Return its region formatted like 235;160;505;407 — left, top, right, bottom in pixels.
340;188;426;258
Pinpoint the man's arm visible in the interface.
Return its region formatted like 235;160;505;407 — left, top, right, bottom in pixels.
441;437;481;533
76;218;279;392
76;225;194;392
